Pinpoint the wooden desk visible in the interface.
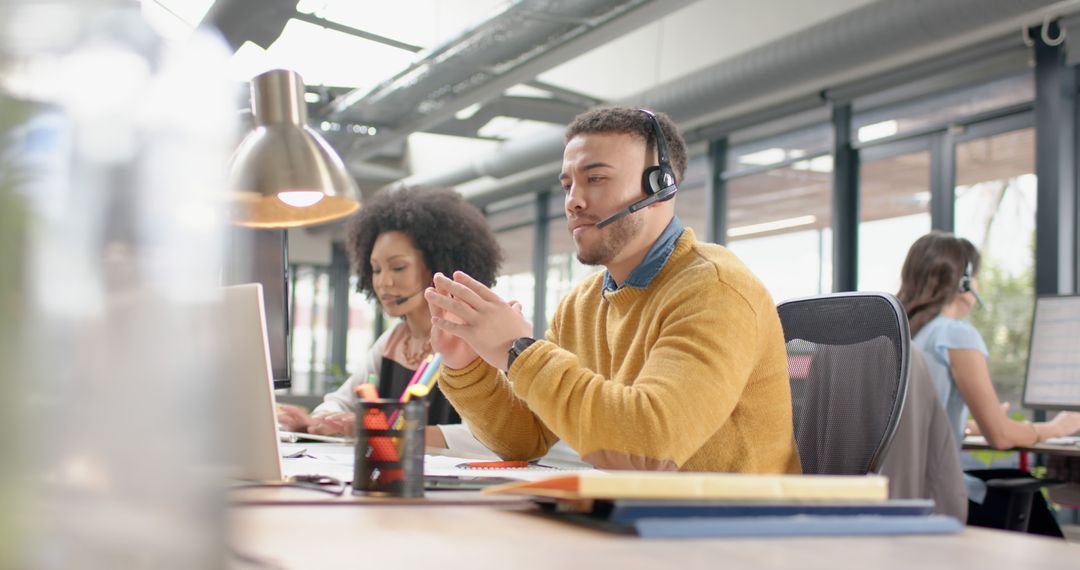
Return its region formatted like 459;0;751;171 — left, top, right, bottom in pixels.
230;501;1080;570
962;435;1080;509
963;435;1080;458
229;486;532;507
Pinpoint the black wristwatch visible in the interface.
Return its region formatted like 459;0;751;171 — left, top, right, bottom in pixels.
506;337;537;371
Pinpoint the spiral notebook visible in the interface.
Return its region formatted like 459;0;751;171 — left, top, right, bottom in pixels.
423;455;598;484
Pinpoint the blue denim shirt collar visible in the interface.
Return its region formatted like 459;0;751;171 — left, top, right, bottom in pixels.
603;216;685;292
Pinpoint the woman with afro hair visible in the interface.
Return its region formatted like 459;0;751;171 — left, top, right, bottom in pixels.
277;187;503;435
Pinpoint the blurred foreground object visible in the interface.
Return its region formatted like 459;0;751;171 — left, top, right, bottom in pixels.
0;67;32;570
1;1;237;567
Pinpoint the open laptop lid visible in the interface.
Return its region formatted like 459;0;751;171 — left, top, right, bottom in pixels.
223;283;284;481
1022;294;1080;412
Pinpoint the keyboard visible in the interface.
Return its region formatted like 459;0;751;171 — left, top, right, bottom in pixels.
1043;435;1080;446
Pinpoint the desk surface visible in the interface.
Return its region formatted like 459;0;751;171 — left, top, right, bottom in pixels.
963;435;1080;458
230;500;1079;570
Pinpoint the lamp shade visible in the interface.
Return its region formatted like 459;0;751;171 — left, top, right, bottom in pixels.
228;69;360;228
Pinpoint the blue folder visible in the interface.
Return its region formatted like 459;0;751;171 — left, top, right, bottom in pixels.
537;499;961;537
634;514;963;538
606;498;935;524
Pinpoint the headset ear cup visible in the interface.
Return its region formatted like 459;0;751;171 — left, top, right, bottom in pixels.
642;166;661;195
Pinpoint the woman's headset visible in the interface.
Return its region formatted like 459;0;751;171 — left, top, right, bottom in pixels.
959;258;984;308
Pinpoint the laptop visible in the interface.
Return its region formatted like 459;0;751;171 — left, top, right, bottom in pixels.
222;283;284;481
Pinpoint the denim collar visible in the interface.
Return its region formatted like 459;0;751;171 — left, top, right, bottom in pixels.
603;216;685;292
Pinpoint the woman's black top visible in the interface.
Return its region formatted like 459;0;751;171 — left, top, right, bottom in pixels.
378;357;461;425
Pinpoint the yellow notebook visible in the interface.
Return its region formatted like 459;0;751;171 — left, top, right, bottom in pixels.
484;472;889;502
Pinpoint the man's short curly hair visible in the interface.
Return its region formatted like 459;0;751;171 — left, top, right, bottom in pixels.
345;187;503;298
564;106;688;183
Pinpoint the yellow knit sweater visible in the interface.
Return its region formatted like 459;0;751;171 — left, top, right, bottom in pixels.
440;228;801;473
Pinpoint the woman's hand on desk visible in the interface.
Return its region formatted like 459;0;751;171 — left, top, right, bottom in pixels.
1044;411;1080;439
308;412;355;437
276;404;312;432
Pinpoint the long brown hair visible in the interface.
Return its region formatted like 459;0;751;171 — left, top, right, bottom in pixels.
896;231;980;336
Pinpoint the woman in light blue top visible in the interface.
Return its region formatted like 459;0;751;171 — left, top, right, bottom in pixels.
897;231;1080;535
897;231;1080;450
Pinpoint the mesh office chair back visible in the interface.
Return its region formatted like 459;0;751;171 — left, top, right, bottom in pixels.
778;292;910;475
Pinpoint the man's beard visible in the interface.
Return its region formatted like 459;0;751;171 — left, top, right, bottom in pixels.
576;213;644;266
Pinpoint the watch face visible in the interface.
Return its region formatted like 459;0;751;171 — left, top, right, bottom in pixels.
512;337;535;354
507;337;535;371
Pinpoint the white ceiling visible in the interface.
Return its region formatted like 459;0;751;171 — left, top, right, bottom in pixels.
539;0;877;102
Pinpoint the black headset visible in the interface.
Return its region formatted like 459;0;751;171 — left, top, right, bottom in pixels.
959;259;985;308
594;109;679;229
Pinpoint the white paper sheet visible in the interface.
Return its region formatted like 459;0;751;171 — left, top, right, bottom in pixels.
276;443;598;484
280;442;355;482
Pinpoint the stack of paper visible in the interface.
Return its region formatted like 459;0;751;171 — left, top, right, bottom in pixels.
485;472;889;500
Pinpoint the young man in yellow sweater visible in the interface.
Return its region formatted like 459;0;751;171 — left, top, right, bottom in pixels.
424;107;800;473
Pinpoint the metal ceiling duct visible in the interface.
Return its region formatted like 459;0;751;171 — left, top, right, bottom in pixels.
399;0;1069;194
323;0;696;160
326;0;645;124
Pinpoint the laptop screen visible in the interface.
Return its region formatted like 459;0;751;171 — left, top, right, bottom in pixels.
1022;294;1080;412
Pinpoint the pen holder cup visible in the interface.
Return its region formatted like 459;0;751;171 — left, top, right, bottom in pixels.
352;398;427;497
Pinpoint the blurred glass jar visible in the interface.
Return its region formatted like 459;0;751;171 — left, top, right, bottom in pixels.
0;1;238;568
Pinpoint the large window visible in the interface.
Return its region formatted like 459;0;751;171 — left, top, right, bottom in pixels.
546;204;602;326
853;74;1033;144
727;123;833;176
289;264;332;395
851;72;1035;293
493;224;537;326
673;183;707;238
345;274;379;382
955;127;1036;411
488;197;538;329
857;147;931;292
722;120;834;302
726;159;834;302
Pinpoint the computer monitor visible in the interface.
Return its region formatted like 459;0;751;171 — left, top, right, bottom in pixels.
224;228;291;390
1022;294;1080;411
